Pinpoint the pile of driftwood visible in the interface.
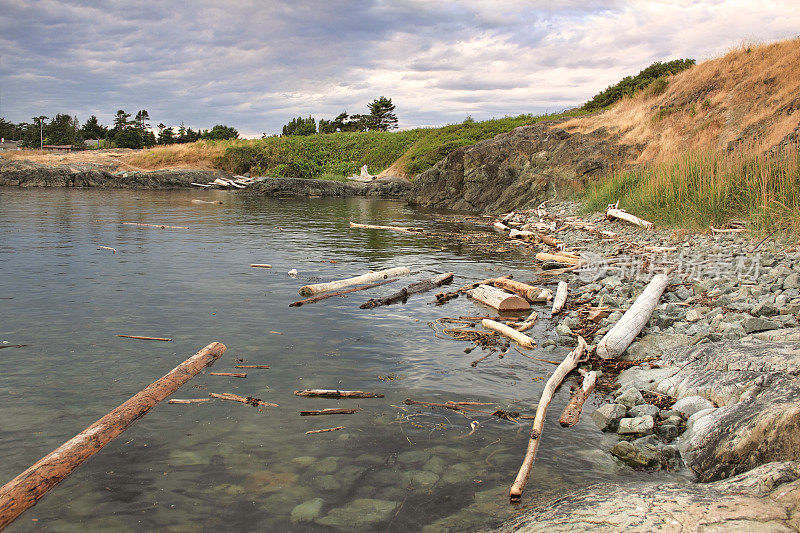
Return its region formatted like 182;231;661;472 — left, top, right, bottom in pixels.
191;175;266;189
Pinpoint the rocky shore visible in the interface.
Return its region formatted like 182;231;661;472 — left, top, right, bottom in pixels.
490;202;800;531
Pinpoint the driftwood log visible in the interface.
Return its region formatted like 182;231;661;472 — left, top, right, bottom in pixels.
250;264;272;268
551;281;568;314
122;222;188;229
482;319;535;349
535;252;580;265
306;426;345;434
596;274;669;359
605;204;653;229
494;279;551;303
509;337;587;503
209;392;278;407
360;272;453;309
300;408;360;416
116;335;171;341
289;278;396;307
349;222;423;233
294;389;384;399
0;342;226;530
299;267;410;296
234;365;270;369
168;399;211;404
209;372;247;378
559;370;597;427
467;284;530;311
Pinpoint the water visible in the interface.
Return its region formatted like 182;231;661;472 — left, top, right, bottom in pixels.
0;188;669;532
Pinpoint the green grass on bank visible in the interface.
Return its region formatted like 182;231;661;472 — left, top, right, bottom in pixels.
583;147;800;232
215;110;587;179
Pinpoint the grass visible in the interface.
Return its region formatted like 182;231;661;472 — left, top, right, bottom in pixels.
127;140;244;170
583;146;800;232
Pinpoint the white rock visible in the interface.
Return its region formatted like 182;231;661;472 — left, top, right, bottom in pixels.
673;396;714;417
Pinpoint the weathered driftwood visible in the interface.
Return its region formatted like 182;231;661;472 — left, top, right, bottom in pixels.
493;279;550;303
290;278;396;307
191;199;223;205
482;319;535;349
97;246;116;253
605;204;653;229
551;281;568;314
209;372;247;378
588;308;610;323
467;284;530;311
122;222;188;229
493;221;510;232
508;229;535;240
250;263;272;268
456;275;512;294
300;408;360;416
596;273;669;359
168;399;211;404
234;365;270;369
535;252;580;265
299;267;410;296
710;226;745;234
209;392;278;407
349;222;424;233
0;344;27;350
306;426;346;434
514;311;538;332
509;336;587;503
116;335;172;342
191;182;212;188
360;272;453;309
294;389;384;399
559;370;597;427
0;342;226;530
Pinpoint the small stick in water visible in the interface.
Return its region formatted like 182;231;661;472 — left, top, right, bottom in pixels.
306;426;346;434
294;389;384;399
97;246;116;253
234;365;270;369
122;222;188;229
209;372;247;378
168;399;211;404
116;335;172;341
300;408;360;416
250;264;272;268
209;392;277;407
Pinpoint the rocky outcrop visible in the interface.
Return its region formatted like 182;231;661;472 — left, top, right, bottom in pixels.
408;122;640;213
246;176;412;199
495;461;800;532
0;158;228;188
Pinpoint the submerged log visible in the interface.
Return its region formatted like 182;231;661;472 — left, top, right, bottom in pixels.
349;222;424;233
467;284;530;311
509;337;587;503
559;370;597;427
482;319;535;349
0;342;226;530
299;267;410;296
596;274;669;359
360;272;453;309
551;281;568;314
290;279;396;307
300;408;360;416
294;389;384;399
209;392;278;407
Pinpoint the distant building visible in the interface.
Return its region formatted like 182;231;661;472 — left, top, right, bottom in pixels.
42;145;73;152
0;139;21;151
84;139;101;148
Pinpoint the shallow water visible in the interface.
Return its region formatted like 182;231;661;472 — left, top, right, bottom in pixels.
0;188;675;531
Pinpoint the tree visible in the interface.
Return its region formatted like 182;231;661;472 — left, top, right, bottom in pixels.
201;124;239;140
45;114;79;146
282;116;316;136
367;96;398;131
134;110;150;131
113;109;131;130
114;127;143;149
158;127;176;145
82;115;108;140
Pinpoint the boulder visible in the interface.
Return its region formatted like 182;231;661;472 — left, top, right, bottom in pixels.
628;404;660;418
591;404;628;431
609;440;660;469
615;388;644;409
617;415;655;435
673;396;715;417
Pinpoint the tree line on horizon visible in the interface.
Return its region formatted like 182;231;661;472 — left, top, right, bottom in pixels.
0;110;239;149
281;97;398;136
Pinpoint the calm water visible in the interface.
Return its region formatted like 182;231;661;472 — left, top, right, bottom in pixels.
0;188;667;532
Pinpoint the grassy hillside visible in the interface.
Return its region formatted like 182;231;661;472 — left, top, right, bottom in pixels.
126;111;586;179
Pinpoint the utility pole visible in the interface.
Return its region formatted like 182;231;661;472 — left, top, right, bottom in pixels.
34;115;48;150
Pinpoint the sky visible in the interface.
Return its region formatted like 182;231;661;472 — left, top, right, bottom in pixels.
1;0;799;137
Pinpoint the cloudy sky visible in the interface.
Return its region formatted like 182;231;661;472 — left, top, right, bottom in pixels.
1;1;798;137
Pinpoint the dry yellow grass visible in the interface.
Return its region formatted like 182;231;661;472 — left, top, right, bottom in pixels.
563;38;800;162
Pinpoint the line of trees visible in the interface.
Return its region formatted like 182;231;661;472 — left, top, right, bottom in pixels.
0;110;238;149
282;97;398;136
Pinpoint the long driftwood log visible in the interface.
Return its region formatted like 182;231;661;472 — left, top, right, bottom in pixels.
306;426;346;434
535;252;581;265
294;389;384;399
551;281;568;314
349;222;424;233
509;336;587;503
467;284;530;311
289;278;396;307
482;319;535;349
299;267;410;296
596;273;669;359
0;342;226;530
300;408;360;416
360;272;453;309
559;370;597;427
209;392;278;407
